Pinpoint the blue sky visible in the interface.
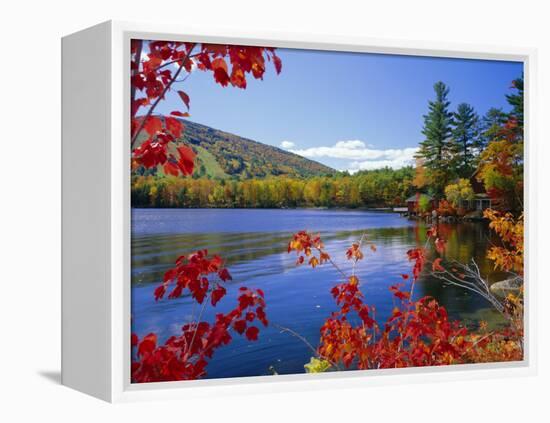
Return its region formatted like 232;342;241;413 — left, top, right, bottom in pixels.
151;46;523;172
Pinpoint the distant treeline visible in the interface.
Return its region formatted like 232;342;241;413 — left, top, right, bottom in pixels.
131;167;415;209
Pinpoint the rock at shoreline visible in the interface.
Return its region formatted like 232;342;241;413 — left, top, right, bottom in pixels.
490;276;523;298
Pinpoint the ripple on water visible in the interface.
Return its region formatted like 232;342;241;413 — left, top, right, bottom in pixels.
131;208;502;379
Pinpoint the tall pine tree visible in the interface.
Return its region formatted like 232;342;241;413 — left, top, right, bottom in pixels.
480;107;508;154
506;74;524;130
416;81;453;196
480;107;507;149
451;102;479;178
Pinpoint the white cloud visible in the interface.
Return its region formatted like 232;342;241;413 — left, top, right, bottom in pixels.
348;157;415;171
280;140;296;149
334;140;366;149
289;140;418;171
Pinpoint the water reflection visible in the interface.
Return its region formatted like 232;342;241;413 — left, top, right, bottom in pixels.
131;209;506;379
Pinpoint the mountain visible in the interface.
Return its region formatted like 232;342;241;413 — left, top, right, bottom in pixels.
135;118;335;179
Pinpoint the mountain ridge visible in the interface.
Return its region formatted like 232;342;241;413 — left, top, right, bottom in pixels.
134;117;335;179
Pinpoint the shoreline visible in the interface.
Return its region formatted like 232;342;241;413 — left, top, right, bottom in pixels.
130;206;490;222
130;206;399;212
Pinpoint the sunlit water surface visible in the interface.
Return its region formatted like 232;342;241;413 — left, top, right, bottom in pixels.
131;208;505;379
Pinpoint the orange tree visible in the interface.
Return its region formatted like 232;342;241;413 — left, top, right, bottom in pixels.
484;209;524;275
477;77;523;212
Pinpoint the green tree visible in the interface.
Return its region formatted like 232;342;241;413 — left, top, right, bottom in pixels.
480;107;507;149
506;74;524;129
416;81;453;196
451;103;479;177
418;195;431;213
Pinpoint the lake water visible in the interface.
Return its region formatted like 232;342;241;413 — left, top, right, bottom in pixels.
131;208;506;379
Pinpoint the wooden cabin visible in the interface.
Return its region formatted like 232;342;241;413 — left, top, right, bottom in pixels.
459;170;494;211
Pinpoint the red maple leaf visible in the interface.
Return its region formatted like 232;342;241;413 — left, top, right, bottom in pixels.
245;326;259;341
176;145;196;175
211;286;226;306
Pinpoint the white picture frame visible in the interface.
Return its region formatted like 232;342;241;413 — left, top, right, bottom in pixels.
61;20;538;403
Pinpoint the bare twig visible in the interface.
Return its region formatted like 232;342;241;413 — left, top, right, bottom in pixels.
273;323;341;371
410;230;432;298
187;288;210;355
315;245;348;280
151;52;201;72
430;258;507;314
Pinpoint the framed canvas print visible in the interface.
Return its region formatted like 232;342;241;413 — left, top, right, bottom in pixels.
61;21;537;402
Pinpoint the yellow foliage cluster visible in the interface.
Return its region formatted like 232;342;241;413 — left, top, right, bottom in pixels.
304;357;331;373
477;139;523;210
484;209;524;275
444;178;475;207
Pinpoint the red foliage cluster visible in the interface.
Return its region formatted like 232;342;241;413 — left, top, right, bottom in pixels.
346;243;365;261
427;226;446;254
287;230;330;268
130;40;281;177
130;42;281;382
316;231;471;369
153;249;232;303
436;199;456;217
497;115;520;143
132;250;268;383
407;248;425;281
289;227;521;371
319;279;472;369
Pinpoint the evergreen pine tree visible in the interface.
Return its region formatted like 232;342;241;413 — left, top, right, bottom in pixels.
506;74;524;129
479;107;507;149
451;102;479;177
416;81;453;196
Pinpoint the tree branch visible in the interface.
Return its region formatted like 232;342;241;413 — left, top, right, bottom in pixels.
430;258;506;314
131;43;197;149
130;39;143;117
152;52;201;72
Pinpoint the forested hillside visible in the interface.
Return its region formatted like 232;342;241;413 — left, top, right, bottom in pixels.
133;118;334;179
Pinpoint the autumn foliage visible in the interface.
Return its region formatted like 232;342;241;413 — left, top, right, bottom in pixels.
436;199;456;217
477;138;523;211
129;44;524;381
130;40;281;178
131;250;267;383
288;227;522;372
475;79;523;212
484;209;524;275
130;40;282;383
